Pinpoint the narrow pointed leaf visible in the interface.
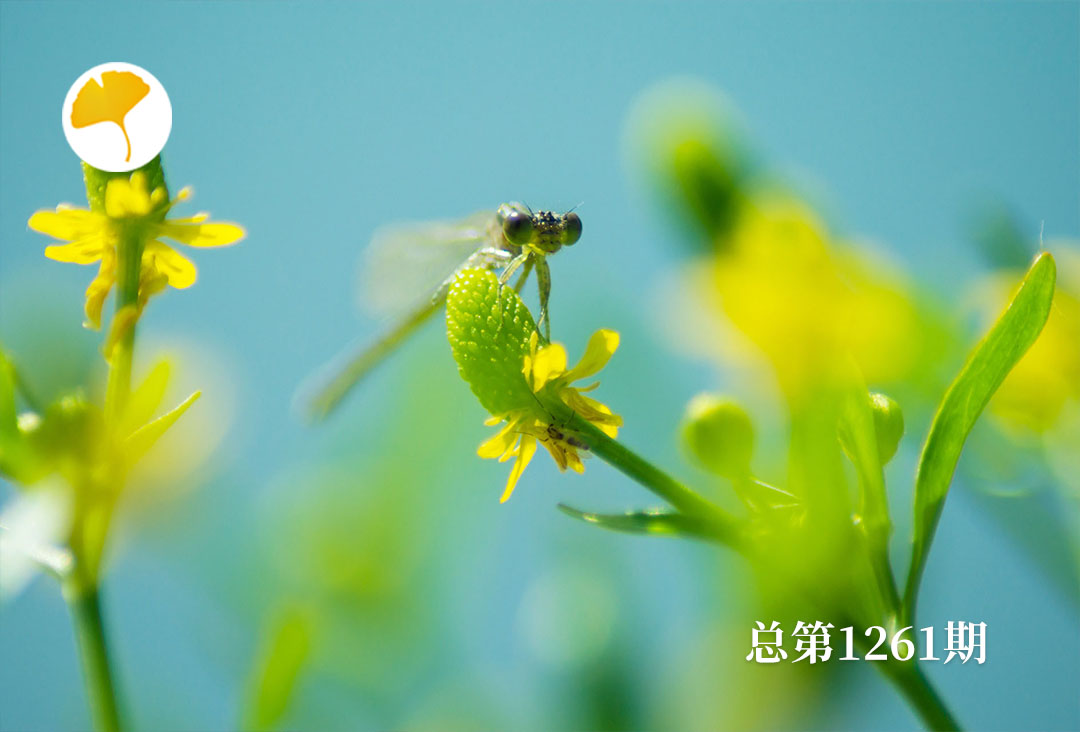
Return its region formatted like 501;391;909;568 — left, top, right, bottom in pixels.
0;352;18;443
558;503;726;543
242;607;313;731
904;252;1056;621
123;391;200;465
120;359;171;437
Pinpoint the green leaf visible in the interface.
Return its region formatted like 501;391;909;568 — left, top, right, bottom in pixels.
558;503;726;543
242;606;313;731
119;360;171;437
0;351;19;445
904;252;1056;622
123;391;200;465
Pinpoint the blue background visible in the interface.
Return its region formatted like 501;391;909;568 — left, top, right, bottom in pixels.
1;2;1077;730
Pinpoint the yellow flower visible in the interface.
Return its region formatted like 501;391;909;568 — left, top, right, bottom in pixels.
478;329;623;503
28;172;245;328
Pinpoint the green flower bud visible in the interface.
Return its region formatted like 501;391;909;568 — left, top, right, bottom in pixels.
681;393;754;479
446;268;537;416
670;137;743;243
839;391;904;466
868;392;904;464
624;80;750;245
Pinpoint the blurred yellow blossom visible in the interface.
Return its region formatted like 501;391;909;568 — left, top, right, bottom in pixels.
710;195;922;397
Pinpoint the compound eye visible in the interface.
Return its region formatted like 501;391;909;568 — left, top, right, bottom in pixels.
501;209;534;246
562;212;582;245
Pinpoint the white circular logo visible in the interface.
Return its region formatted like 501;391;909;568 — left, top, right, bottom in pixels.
62;62;172;172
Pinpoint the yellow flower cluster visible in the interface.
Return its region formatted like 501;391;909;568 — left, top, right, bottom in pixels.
28;172;244;328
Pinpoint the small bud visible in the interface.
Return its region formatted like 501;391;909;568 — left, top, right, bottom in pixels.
840;391;904;466
681;394;754;479
868;392;904;464
670;138;742;242
624;80;750;245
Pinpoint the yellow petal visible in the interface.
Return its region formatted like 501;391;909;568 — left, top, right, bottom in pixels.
500;435;536;503
103;305;138;361
83;250;117;329
529;343;568;392
44;235;107;264
562;389;622;437
169;213;209;224
28;208;103;242
478;420;518;459
144;241;197;289
542;439;569;471
157;221;245;248
564;329;620;383
129;171;148;194
137;268;169;310
566;449;585;474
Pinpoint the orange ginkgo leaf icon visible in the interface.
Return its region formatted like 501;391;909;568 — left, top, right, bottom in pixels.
70;70;150;163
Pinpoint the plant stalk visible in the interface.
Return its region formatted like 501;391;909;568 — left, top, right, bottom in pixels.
882;661;961;731
63;576;123;732
562;412;743;550
103;222;143;425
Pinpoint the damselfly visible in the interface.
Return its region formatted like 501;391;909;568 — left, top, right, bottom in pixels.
303;202;581;419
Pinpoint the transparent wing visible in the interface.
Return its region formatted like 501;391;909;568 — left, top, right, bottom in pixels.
359;211;499;316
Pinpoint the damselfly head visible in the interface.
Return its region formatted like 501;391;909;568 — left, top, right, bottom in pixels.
496;202;582;252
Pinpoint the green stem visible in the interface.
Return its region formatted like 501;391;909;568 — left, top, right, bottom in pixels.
103;222;143;425
867;531;902;617
68;160;167;732
881;661;962;731
562;412;743;549
63;576;123;732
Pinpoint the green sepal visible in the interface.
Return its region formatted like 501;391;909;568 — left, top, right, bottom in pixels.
446;268;538;416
